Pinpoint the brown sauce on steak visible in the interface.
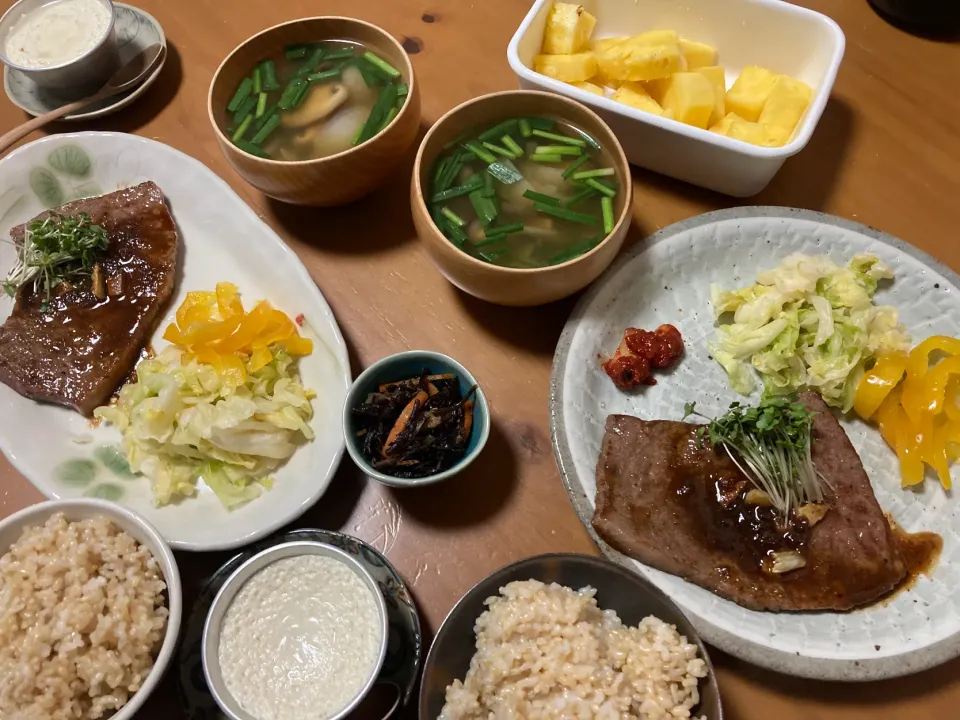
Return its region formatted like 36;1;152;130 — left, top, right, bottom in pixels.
592;393;940;612
0;182;178;415
869;524;943;607
897;525;942;581
670;443;812;574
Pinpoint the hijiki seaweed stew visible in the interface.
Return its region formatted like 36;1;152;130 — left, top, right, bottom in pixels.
427;116;620;268
221;40;408;161
352;370;477;478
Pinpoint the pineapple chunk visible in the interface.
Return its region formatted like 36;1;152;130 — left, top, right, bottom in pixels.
640;41;716;104
660;72;715;129
758;75;813;142
593;69;623;89
727;117;784;147
543;3;597;54
709;111;746;135
590;37;627;86
710;111;782;146
612;82;664;115
535;52;598;83
596;35;684;82
679;38;718;69
726;65;779;121
644;77;670;104
632;29;681;46
695;66;726;126
571;80;605;96
592;36;627;53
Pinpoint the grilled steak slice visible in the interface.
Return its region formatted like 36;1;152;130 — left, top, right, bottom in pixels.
593;392;907;611
0;182;178;415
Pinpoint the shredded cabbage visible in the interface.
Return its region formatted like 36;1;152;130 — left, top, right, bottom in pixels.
709;253;910;411
94;346;314;509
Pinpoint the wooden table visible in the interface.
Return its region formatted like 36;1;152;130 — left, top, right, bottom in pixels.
1;0;959;717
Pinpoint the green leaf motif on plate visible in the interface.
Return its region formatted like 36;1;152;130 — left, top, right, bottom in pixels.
54;459;97;487
29;167;64;208
47;145;92;178
84;484;124;501
94;445;135;478
71;182;102;200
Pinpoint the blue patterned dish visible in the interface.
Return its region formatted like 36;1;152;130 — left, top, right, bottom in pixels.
177;528;421;719
343;350;490;487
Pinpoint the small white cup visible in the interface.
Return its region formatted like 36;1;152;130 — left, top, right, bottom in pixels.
202;540;390;720
0;0;120;99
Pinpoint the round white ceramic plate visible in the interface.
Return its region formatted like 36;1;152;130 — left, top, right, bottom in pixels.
0;132;351;551
551;208;960;681
3;4;166;121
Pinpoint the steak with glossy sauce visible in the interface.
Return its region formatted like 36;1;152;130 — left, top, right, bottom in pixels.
593;392;909;611
0;182;178;415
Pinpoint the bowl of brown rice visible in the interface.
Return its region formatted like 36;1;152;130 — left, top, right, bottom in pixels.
419;553;722;720
0;498;182;720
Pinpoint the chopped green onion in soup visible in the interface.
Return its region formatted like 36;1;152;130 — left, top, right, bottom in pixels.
427;116;619;269
221;41;407;161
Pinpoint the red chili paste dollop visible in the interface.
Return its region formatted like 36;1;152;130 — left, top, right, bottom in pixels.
602;324;684;389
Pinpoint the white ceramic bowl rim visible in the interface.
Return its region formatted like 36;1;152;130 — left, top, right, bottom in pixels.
201;540;390;720
0;498;182;720
342;350;491;487
207;15;416;165
0;0;117;73
413;89;634;274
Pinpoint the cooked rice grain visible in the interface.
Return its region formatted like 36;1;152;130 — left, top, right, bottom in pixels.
0;513;169;720
440;580;707;720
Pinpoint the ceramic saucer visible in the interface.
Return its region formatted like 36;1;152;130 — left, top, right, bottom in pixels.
3;4;166;121
177;528;423;719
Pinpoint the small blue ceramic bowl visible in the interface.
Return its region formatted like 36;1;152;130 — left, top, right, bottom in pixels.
342;350;490;487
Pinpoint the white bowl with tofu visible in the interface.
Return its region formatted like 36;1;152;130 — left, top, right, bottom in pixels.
506;0;845;197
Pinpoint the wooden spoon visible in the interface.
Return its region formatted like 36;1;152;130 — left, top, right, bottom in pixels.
0;43;166;154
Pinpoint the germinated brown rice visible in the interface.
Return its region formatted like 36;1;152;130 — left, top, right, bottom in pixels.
440;579;707;719
0;513;169;720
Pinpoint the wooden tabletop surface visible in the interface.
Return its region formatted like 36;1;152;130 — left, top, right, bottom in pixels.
1;0;959;718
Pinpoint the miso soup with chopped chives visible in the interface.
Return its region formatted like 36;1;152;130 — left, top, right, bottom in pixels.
221;40;409;161
427;117;619;268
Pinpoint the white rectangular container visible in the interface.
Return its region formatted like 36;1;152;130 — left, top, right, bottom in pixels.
507;0;845;197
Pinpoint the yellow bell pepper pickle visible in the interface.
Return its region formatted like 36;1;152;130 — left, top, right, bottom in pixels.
920;355;960;416
944;377;960;422
901;336;960;424
876;386;903;451
161;282;313;380
854;352;907;419
863;337;960;490
929;419;959;490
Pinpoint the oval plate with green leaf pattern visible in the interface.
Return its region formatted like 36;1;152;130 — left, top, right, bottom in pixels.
0;133;351;551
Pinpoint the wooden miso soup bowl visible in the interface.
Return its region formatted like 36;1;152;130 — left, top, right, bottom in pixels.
209;17;421;206
411;90;632;307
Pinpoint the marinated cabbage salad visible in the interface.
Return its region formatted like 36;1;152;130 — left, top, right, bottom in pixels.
709;253;910;411
95;283;315;509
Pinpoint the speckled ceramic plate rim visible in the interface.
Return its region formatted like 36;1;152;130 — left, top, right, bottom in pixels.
177;528;422;719
549;206;960;681
3;3;166;121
